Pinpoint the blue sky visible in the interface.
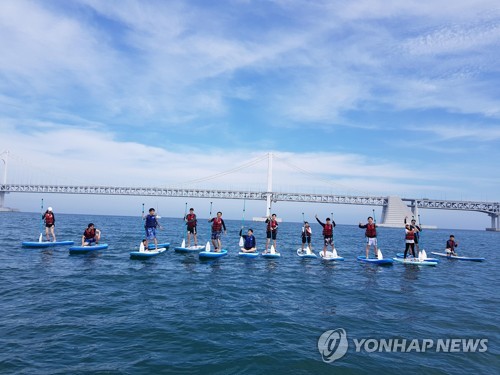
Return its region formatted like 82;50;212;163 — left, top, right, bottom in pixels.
1;0;499;229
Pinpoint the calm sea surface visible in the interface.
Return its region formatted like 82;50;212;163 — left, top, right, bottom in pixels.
0;212;498;374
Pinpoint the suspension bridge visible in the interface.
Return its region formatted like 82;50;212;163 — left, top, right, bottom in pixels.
0;151;499;230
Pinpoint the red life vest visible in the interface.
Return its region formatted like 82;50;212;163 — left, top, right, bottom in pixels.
323;223;333;236
45;212;54;225
405;230;414;241
186;213;197;228
84;228;96;239
267;219;278;231
212;217;223;231
365;223;376;238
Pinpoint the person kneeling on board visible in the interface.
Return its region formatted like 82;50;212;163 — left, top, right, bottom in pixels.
445;235;458;256
82;223;101;246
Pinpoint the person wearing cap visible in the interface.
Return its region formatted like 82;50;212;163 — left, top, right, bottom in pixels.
81;223;101;246
316;214;336;257
42;207;56;242
184;207;198;247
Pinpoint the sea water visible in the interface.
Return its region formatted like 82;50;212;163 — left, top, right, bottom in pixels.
0;212;498;374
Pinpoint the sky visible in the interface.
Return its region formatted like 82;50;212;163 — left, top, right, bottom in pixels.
1;0;499;230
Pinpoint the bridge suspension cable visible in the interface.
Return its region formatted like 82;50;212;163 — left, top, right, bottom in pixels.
177;153;269;186
273;154;369;196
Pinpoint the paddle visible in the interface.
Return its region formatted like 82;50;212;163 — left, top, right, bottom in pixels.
181;202;187;248
38;198;44;242
207;202;213;252
373;209;383;260
239;199;246;247
139;203;145;252
270;244;276;255
332;248;338;258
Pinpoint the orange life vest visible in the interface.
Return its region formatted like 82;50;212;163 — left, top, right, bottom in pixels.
45;212;54;225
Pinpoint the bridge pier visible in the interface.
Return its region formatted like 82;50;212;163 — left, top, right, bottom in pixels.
486;214;500;231
0;191;16;212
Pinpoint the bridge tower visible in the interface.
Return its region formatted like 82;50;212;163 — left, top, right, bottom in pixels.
379;196;414;227
0;151;14;212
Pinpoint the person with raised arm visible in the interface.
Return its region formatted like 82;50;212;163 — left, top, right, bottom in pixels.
315;215;336;257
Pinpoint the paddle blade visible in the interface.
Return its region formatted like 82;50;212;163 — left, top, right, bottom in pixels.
270;245;276;254
418;250;424;261
332;248;338;258
205;241;211;252
181;239;185;248
239;236;244;247
421;249;427;259
377;249;383;260
305;245;311;255
139;242;145;252
38;233;43;243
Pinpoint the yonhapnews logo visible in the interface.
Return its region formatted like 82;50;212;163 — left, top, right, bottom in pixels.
317;328;349;363
318;328;488;363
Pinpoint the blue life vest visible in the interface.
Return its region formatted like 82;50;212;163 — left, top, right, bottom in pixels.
145;215;157;228
244;235;256;249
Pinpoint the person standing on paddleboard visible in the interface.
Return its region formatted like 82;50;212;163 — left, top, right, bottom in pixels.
300;221;312;253
403;224;417;259
315;215;336;257
445;235;458;256
42;207;56;242
81;223;101;246
184;208;198;247
208;211;226;252
265;213;279;253
239;228;257;253
405;217;422;253
143;208;163;250
359;216;378;259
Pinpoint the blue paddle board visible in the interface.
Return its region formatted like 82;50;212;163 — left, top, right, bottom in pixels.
393;257;438;266
199;249;228;259
296;248;317;258
69;243;109;254
357;255;393;265
130;247;167;259
174;245;205;253
22;240;74;248
430;252;485;262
